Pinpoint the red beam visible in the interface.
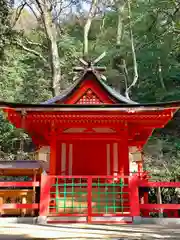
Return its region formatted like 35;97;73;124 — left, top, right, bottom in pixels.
140;204;180;210
28;121;125;129
91;213;131;217
0;182;40;187
55;133;121;141
47;220;87;224
139;181;180;187
49;133;155;142
49;175;131;179
89;220;133;224
27;119;169;128
25;112;172;119
48;213;87;217
1;204;39;209
47;220;132;224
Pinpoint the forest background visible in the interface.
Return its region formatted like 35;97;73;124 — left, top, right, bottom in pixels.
0;0;180;182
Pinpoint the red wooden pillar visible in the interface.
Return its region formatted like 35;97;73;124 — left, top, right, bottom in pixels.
39;173;51;217
138;161;143;174
137;147;143;176
118;124;129;176
118;139;124;177
56;140;62;175
123;124;129;175
144;192;148;203
118;124;129;211
143;192;149;217
87;176;92;224
49;133;57;175
129;175;140;216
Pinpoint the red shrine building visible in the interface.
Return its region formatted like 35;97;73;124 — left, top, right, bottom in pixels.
2;65;180;223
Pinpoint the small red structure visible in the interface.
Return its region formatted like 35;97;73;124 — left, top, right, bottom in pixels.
0;161;42;217
2;62;180;223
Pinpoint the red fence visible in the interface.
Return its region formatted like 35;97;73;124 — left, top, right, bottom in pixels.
1;174;180;221
39;174;141;223
139;180;180;218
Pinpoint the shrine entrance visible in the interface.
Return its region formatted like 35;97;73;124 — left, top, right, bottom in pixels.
48;175;131;224
51;137;131;223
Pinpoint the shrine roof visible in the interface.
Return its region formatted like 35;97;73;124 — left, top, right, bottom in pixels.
0;160;42;169
1;100;180;111
42;70;138;105
1;66;180;111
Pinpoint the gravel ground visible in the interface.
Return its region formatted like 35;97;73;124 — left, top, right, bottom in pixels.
0;223;179;239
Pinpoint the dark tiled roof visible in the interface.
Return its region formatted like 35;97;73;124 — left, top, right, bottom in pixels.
1;100;180;110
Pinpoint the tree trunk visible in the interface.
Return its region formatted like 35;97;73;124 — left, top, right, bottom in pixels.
83;0;98;58
116;0;126;46
157;187;163;217
125;0;138;99
40;0;61;97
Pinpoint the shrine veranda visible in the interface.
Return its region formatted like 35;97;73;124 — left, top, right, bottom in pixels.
1;67;180;224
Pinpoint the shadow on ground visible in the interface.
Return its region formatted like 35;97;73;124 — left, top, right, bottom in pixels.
0;223;180;239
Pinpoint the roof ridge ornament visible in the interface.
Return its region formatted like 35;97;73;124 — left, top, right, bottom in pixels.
73;52;107;74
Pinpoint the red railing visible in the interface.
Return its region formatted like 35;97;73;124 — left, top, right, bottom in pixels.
1;173;180;220
139;180;180;218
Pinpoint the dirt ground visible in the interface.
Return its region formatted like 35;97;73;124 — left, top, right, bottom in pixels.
0;223;179;239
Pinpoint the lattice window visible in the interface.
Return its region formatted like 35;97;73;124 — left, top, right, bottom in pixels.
76;89;102;104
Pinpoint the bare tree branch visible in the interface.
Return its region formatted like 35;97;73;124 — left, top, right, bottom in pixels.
24;37;48;49
125;0;138;99
116;0;126;46
157;57;166;91
12;2;26;27
83;0;98;57
33;0;44;14
26;1;40;21
174;28;180;34
53;0;74;22
92;12;106;51
16;41;47;62
122;59;129;92
16;0;80;96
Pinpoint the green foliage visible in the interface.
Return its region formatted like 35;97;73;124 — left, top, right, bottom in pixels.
0;0;12;60
0;112;21;158
58;34;82;85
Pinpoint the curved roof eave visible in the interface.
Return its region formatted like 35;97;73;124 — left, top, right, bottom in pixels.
1;100;180;111
98;78;138;104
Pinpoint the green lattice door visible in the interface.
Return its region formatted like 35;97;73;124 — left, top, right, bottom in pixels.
48;176;130;220
49;177;88;215
91;177;130;215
